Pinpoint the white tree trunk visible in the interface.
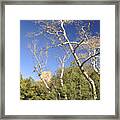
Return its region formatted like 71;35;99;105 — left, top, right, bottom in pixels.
60;20;97;100
41;78;50;90
59;56;66;87
59;56;68;99
60;62;64;87
92;49;99;74
82;71;97;100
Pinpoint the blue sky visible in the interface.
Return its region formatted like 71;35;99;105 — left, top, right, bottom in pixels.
20;20;100;80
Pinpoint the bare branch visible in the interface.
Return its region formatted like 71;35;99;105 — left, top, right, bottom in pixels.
58;51;70;87
80;52;100;69
81;26;89;40
74;39;84;51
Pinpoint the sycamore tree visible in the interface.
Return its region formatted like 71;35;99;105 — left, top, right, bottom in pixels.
24;20;100;100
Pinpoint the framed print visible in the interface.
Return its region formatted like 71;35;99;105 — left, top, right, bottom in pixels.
0;0;119;119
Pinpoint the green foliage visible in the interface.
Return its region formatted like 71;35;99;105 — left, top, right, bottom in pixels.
20;66;100;100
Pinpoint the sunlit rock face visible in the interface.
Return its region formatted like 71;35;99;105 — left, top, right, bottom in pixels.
41;71;52;82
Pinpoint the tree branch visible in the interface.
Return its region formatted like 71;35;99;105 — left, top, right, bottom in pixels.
74;39;85;51
80;52;100;69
